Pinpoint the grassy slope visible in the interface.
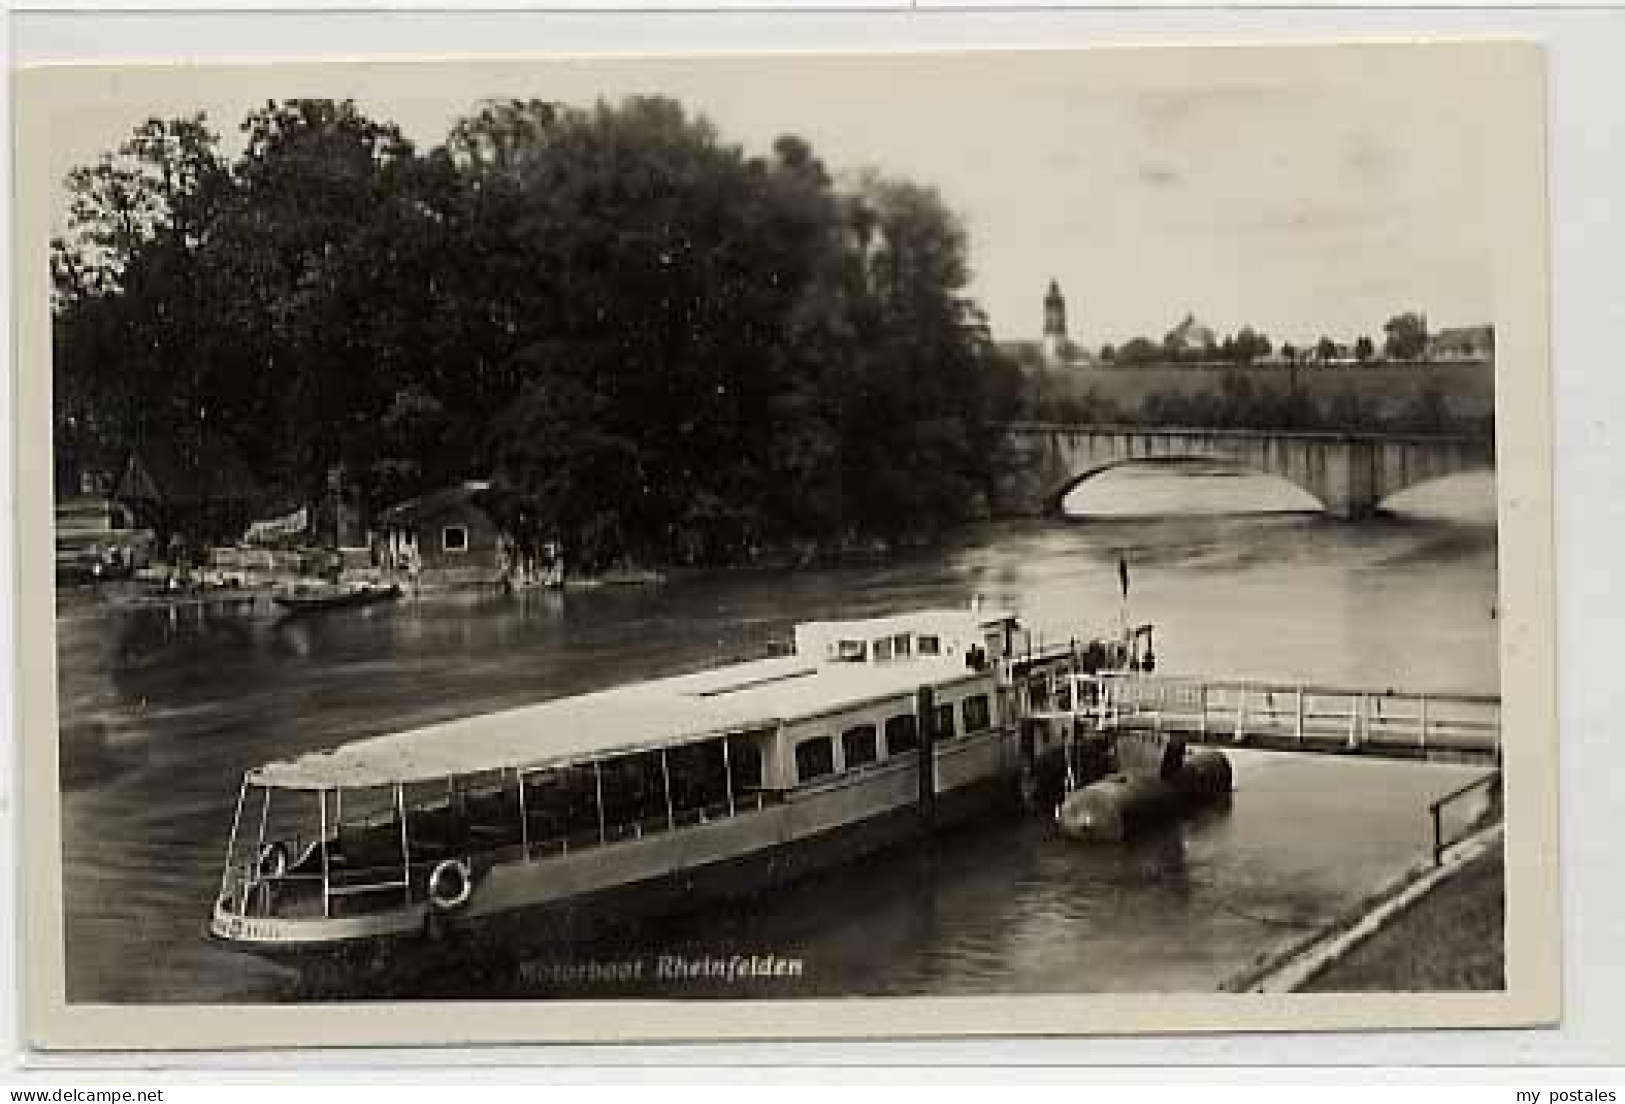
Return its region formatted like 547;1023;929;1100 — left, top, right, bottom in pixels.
1303;844;1506;992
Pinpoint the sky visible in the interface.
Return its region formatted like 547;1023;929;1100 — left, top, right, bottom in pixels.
37;46;1501;346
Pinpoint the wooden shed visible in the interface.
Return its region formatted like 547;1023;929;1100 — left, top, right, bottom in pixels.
376;482;507;589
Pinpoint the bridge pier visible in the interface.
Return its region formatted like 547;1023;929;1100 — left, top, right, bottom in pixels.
1309;437;1379;521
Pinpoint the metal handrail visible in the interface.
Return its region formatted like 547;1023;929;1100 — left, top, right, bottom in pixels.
1428;771;1501;865
1062;673;1501;756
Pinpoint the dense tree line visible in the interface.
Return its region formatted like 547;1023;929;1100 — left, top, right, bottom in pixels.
1098;312;1431;368
53;98;1021;567
1019;368;1491;438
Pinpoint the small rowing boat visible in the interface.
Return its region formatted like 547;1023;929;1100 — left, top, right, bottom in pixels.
272;582;402;614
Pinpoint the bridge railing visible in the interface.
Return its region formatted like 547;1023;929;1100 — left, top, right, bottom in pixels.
1002;421;1496;447
1064;673;1501;760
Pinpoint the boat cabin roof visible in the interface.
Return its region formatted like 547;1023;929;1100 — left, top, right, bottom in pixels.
248;607;1014;791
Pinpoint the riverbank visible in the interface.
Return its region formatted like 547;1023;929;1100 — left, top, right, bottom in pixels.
1223;822;1504;993
1302;842;1504;991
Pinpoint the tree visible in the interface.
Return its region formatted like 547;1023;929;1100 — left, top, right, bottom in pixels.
830;173;995;537
1315;336;1339;363
54;95;1010;567
1354;335;1375;363
51;113;229;306
1383;311;1429;361
1279;342;1298;365
50;114;251;538
444;97;561;172
1231;326;1271;364
200;100;436;495
1117;337;1161;365
1099;343;1116;363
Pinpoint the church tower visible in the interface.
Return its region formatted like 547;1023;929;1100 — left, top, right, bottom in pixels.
1042;279;1069;364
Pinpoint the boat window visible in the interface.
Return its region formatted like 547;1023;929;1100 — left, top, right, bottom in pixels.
597;751;670;837
893;634;912;659
962;694;992;733
334;785;397;829
460;773;525;851
727;731;766;797
841;724;878;769
884;714;919;756
331;786;413;878
934;702;957;742
521;765;600;846
836;639;867;663
666;739;729;819
873;638;893;662
795;736;835;784
397;778;472;862
918;634;942;656
254;785;328;860
443;525;469;553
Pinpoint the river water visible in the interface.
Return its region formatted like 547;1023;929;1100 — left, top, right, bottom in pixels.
54;463;1500;1002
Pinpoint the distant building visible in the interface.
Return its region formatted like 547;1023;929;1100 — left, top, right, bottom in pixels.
1427;325;1495;362
54;436;152;578
1034;280;1092;368
1160;313;1220;359
376;481;509;589
1042;279;1068;365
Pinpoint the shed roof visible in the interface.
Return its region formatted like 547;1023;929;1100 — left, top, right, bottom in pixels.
114;437;259;506
378;482;495;527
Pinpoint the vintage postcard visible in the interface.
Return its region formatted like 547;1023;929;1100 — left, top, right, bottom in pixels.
13;42;1557;1049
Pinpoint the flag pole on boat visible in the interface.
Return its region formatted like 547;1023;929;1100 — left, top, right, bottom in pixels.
1117;552;1131;643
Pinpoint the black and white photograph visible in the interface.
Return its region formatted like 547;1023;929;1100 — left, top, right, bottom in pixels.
14;42;1557;1046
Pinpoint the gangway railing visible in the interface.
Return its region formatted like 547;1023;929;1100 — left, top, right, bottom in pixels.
1035;673;1501;763
1429;771;1501;864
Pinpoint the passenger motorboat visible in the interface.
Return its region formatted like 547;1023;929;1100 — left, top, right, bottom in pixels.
208;603;1149;969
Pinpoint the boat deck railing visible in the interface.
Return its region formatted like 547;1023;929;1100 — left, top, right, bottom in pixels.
220;789;782;921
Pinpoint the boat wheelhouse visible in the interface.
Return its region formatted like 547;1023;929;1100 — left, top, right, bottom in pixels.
209;605;1140;960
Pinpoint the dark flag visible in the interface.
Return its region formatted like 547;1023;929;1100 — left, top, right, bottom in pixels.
1118;554;1130;599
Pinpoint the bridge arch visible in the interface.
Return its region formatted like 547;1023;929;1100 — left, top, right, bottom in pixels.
1050;457;1328;516
994;423;1496;520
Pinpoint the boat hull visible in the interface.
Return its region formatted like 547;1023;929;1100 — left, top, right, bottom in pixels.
215;740;1067;993
272;586;401;613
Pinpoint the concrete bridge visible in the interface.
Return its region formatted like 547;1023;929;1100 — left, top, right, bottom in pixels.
993;423;1495;519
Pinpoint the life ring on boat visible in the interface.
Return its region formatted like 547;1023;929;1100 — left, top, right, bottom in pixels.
427;858;474;912
256;842;289;880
